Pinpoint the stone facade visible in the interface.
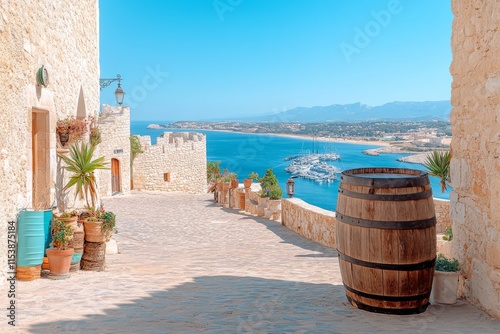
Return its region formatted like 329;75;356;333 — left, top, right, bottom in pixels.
0;1;99;282
281;198;336;248
98;105;131;197
133;132;207;194
450;0;500;318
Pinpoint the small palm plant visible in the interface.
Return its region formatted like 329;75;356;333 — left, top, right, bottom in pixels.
423;150;451;192
58;142;109;208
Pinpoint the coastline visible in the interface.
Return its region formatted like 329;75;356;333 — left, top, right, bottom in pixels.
146;125;391;147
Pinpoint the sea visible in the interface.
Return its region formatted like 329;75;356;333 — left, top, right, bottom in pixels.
131;121;451;212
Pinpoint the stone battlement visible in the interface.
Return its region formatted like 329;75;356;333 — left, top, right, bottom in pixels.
132;132;207;194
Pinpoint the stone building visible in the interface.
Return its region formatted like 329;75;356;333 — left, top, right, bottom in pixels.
98;104;132;197
0;1;99;281
450;0;500;318
133;132;207;194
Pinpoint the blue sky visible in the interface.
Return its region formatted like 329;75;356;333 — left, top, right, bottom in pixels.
99;0;453;121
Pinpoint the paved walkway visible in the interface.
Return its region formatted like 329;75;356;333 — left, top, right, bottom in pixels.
6;191;500;333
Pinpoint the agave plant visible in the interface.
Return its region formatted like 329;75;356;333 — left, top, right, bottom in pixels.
423;150;451;192
58;142;109;207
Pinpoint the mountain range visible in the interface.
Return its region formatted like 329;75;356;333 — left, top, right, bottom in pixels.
211;101;451;123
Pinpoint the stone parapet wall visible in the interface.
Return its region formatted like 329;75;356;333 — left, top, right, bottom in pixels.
281;198;336;249
450;0;500;318
132;132;207;194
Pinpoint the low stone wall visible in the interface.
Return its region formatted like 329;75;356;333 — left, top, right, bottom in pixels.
214;188;448;255
281;198;336;248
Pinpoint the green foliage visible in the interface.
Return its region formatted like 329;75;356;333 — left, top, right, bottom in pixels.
130;135;143;167
443;227;453;241
259;168;282;199
228;172;238;181
423;150;451;192
56;210;78;219
56;116;88;142
58;142;109;208
101;211;118;237
268;185;283;200
51;220;73;249
435;253;459;272
207;161;221;183
248;172;259;181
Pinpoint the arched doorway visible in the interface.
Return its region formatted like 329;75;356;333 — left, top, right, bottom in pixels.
111;158;121;194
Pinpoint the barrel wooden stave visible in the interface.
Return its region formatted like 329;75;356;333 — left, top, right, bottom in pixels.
336;168;436;315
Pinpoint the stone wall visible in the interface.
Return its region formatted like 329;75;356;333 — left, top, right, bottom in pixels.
0;1;99;282
450;0;500;318
133;132;207;194
281;198;336;248
434;199;452;233
98;105;131;197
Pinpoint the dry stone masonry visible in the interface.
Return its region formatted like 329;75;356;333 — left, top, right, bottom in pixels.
450;0;500;318
133;132;207;194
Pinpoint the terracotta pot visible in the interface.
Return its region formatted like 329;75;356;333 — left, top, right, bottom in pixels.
223;182;230;192
244;179;253;188
58;131;70;146
230;179;239;189
83;219;106;242
55;216;78;232
46;248;74;279
216;181;223;191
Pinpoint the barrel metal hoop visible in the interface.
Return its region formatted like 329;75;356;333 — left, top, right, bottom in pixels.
344;284;431;302
336;214;436;230
338;188;433;201
340;168;430;188
338;252;436;271
346;295;430;315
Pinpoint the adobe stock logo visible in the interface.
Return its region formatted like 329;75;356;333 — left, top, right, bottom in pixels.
213;0;243;21
127;65;169;109
339;0;403;63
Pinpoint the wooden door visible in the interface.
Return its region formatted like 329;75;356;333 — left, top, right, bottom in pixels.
111;158;121;194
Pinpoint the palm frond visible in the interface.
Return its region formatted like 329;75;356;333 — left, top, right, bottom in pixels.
423;150;451;192
58;142;109;206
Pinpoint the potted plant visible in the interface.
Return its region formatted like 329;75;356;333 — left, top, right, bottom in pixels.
58;142;109;208
83;207;117;242
89;117;102;147
244;172;259;188
431;253;460;304
46;219;74;279
229;172;239;189
56;116;88;147
54;210;79;231
259;168;281;198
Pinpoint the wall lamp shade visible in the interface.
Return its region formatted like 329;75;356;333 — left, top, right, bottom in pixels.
115;83;125;105
286;177;295;198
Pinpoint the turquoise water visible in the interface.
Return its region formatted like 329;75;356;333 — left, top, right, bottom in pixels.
131;121;450;211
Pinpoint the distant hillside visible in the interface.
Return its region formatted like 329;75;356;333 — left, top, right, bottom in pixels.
270;101;451;123
227;101;451;123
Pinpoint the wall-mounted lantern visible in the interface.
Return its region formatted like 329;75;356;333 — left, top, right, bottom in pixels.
286;177;295;198
100;74;125;105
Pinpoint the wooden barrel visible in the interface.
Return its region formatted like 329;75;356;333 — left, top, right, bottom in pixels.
16;265;41;281
81;241;106;271
336;168;436;315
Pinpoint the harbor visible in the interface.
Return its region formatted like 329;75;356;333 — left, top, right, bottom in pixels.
284;153;341;183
